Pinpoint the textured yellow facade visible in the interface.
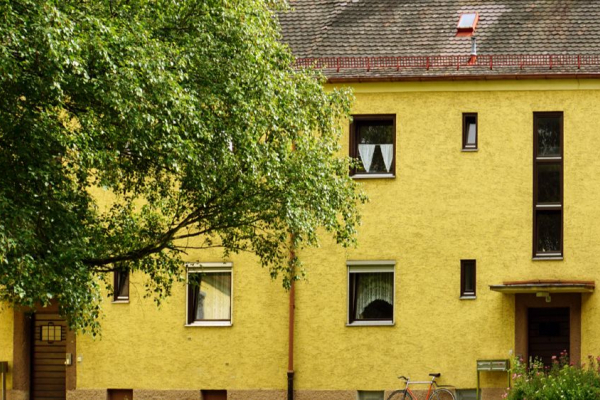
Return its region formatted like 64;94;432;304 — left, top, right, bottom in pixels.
76;250;290;390
74;79;600;393
4;79;600;397
293;79;600;390
0;307;13;390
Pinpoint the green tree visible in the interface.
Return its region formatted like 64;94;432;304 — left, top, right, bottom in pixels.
0;0;363;333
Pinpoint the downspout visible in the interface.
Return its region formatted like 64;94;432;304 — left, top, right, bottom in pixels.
287;237;296;400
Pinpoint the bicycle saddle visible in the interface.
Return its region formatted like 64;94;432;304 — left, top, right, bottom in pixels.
429;373;441;378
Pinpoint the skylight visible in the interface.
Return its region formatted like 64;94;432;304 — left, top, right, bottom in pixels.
456;12;479;37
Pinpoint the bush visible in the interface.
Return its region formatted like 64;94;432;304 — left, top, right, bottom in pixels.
505;352;600;400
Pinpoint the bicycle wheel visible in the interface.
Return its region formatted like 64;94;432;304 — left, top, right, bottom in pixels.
386;389;416;400
429;388;456;400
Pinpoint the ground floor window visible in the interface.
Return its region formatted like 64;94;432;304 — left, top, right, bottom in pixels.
347;261;395;326
186;262;233;326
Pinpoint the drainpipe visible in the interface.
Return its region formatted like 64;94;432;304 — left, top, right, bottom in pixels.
287;238;296;400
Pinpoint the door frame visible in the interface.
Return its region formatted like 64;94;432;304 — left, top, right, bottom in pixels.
12;302;76;399
515;293;581;365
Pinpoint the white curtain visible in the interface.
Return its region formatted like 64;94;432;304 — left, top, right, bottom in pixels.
355;272;393;319
467;123;476;145
379;144;394;172
358;144;376;173
195;273;231;320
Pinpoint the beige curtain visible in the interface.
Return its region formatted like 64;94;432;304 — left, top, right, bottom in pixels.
195;273;231;320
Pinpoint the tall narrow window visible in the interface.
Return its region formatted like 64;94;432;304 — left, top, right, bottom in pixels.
534;112;563;258
462;113;478;150
113;270;129;301
187;263;233;326
460;260;476;298
350;115;396;177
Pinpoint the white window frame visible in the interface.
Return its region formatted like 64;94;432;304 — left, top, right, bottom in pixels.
185;262;233;327
347;260;396;327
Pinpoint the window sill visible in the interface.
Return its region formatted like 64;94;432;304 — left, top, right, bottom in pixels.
352;174;395;180
461;148;478;152
460;295;477;300
111;300;130;304
185;321;232;327
346;320;394;327
532;256;564;261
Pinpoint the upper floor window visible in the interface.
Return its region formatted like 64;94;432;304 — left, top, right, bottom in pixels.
186;263;233;326
350;115;396;178
113;270;129;302
462;113;478;150
533;112;563;259
347;261;395;326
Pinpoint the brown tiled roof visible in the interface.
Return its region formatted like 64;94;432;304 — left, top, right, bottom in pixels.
278;0;600;79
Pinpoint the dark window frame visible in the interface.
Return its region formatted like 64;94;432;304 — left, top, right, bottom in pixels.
460;260;476;298
533;112;563;259
462;113;478;150
113;270;129;301
186;266;233;326
349;114;397;177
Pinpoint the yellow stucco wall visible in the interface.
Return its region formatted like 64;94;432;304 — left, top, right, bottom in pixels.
0;306;13;390
75;79;600;392
294;79;600;390
76;250;289;390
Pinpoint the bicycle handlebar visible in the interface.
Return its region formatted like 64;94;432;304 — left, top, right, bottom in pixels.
397;375;409;381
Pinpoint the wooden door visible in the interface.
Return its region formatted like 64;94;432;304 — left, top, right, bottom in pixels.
32;313;67;400
528;307;570;366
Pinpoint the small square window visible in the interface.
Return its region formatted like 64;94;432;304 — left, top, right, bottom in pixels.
350;115;396;177
201;390;227;400
187;263;232;326
358;391;384;400
460;260;476;298
113;270;129;301
462;113;477;150
347;262;395;326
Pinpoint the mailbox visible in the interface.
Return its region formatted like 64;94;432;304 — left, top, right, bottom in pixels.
476;359;510;400
477;359;509;371
0;363;7;373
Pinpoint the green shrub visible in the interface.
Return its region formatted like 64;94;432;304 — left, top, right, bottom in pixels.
505;353;600;400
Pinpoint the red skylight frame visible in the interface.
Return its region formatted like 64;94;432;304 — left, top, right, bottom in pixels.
456;12;479;37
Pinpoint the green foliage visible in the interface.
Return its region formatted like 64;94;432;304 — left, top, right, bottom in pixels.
0;0;363;333
505;354;600;400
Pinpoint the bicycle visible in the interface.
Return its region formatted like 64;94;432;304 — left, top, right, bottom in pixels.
386;373;456;400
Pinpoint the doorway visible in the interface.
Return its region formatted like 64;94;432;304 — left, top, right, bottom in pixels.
515;293;581;366
31;313;68;400
528;307;570;366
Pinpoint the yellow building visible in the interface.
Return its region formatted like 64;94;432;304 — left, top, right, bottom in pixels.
3;1;600;400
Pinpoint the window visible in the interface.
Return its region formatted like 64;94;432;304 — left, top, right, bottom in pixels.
460;260;476;298
113;270;129;301
347;261;395;326
456;13;479;37
201;390;227;400
462;113;478;150
358;391;384;400
186;263;232;326
533;112;563;258
350;115;396;177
